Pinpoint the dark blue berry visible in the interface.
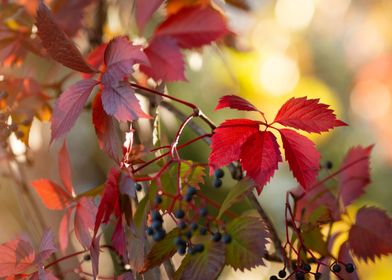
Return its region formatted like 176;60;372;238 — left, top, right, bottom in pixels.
154;195;163;204
199;227;207;235
188;246;196;255
152;229;166;241
295;271;305;280
269;276;278;280
135;183;142;191
302;263;311;272
278;269;286;278
146;227;154;236
199;207;208;217
177;245;187;256
151;210;162;221
151;220;162;230
222;234;232;244
345;263;355;273
213;178;222;188
314;272;322;280
212;232;222;242
177;221;187;230
174;236;186;247
184;193;193;202
193;243;204;253
325;161;333;169
214;168;224;178
186;186;197;196
83;254;91;261
184;230;192;239
175;209;185;219
332;264;341;273
190;222;198;231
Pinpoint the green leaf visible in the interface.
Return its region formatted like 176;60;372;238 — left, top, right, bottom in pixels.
142;229;179;272
302;226;328;256
225;216;270;271
180;160;206;187
77;183;105;198
175;241;225;280
218;179;253;219
134;195;150;231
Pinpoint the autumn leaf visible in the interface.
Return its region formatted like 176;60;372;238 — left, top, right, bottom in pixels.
74;197;97;248
348;206;392;262
338;242;360;280
51;79;99;141
58;209;72;252
280;129;320;190
58;141;75;195
273;97;347;133
135;0;164;31
36;2;97;73
31;179;72;210
225;216;270;271
338;145;373;206
140;37;186;81
215;95;260;112
0;237;35;277
155;5;229;49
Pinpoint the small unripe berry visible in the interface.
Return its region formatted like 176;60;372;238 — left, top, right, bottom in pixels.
214;168;224;178
332;264;341;273
345;263;355;273
278;269;286;278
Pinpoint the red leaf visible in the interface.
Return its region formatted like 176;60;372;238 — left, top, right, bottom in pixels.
36;2;97;73
112;220;126;258
140;37;186;81
338;145;373;206
58;142;74;195
59;209;72;252
239;131;282;194
135;0;164;31
74;197;97;248
155;5;229;49
273;97;347;133
279;129;320;190
83;43;107;79
36;230;56;264
101;81;151;122
90;235;101;279
31;179;72;210
348;207;392;262
102;36;148;83
215;95;259;113
51;79;99;141
94;168;121;236
0;237;35;277
92;92;122;162
209;119;260;173
338;242;359;280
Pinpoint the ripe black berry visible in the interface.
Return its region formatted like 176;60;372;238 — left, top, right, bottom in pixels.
188;246;196;255
175;209;185;219
184;230;192;239
177;221;187;230
302;263;311;272
174;236;186;247
345;263;355;273
151;220;162;230
146;227;154;236
325;160;333;169
213;178;222;188
295;271;305;280
83;254;91;261
154;195;163;204
199;207;208;217
222;234;232;244
186;186;197;196
214;168;224;178
212;232;222;242
190;222;198;231
152;229;166;241
177;245;186;256
314;272;322;280
193;243;204;253
269;276;278;280
278;269;286;278
135;183;142;191
332;264;341;273
184;193;193;202
151;210;162;221
199;227;207;235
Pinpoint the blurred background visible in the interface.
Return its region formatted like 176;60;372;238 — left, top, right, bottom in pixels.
1;0;392;279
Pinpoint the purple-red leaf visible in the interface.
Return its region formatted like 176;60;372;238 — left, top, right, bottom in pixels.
140;37;186;81
155;5;229;49
31;179;72;210
36;230;56;264
90;235;101;279
36;2;97;73
239;131;281;194
135;0;164;31
92;92;122;162
338;145;373;206
58;141;74;195
215;95;259;112
59;209;72;252
51;79;99;141
101;81;151;122
348;207;392;262
0;237;35;277
280;129;320;190
209;119;259;173
74;197;97;248
274;97;347;133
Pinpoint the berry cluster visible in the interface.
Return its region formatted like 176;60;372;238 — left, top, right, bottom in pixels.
213;168;224;188
146;210;166;241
